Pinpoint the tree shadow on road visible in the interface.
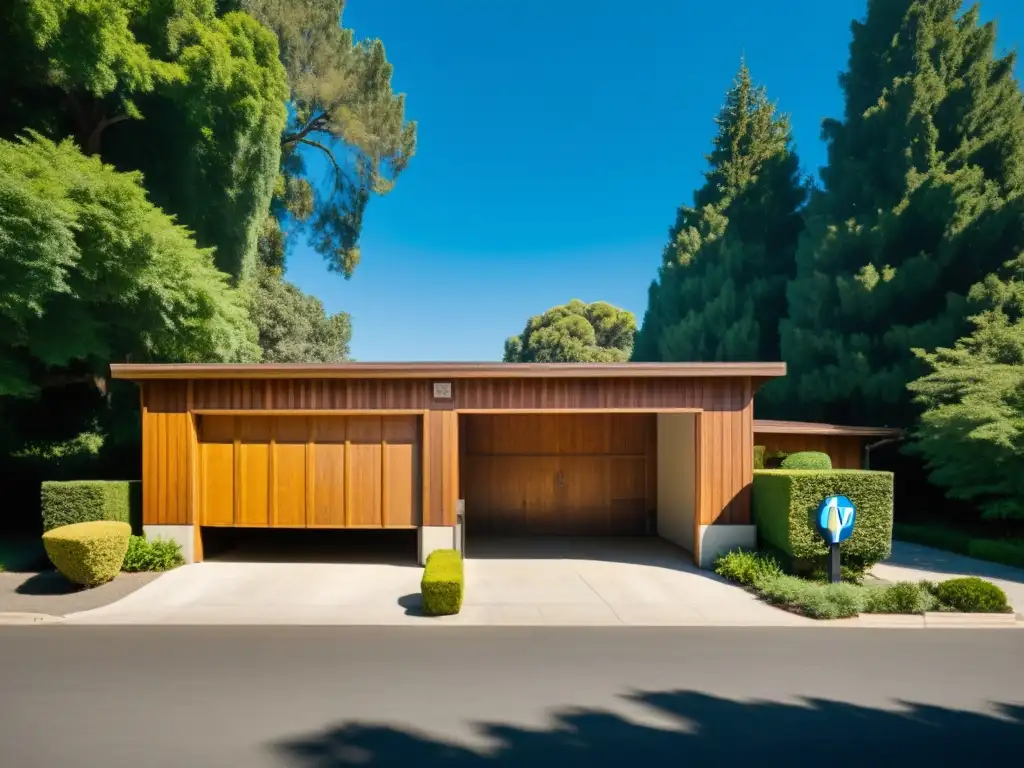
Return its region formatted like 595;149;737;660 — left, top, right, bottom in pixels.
272;689;1024;767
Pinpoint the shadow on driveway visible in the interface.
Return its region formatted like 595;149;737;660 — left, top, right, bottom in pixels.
273;688;1023;766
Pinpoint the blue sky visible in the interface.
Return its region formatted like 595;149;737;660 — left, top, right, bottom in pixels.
283;0;1024;362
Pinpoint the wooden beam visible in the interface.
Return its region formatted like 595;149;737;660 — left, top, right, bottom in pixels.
305;418;316;527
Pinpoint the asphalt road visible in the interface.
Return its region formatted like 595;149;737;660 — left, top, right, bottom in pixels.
1;627;1021;767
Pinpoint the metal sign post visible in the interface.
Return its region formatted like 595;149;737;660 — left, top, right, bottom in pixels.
816;495;856;583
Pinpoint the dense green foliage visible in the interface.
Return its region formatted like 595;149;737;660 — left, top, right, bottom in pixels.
863;581;937;614
42;520;131;586
421;549;464;616
753;446;766;470
41;479;140;532
780;451;832;470
933;576;1012;613
752;469;894;571
774;0;1024;426
121;534;185;572
633;62;806;364
894;523;1024;568
907;292;1024;519
712;549;783;587
250;265;352;362
504;300;636;363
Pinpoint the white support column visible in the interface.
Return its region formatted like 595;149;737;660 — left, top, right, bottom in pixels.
418;525;456;565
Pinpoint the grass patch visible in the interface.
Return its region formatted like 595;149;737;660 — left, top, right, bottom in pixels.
121;534;185;572
714;548;1014;618
893;523;1024;570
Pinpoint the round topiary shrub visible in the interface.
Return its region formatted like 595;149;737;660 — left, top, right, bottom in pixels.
780;451;832;470
42;521;131;587
934;576;1012;613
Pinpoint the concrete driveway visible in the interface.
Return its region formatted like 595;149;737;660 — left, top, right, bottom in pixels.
63;536;808;626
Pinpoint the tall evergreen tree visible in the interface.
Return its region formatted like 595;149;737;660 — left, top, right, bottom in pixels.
776;0;1024;426
632;63;806;365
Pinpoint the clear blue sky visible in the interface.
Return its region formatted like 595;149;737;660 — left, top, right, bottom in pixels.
283;0;1024;362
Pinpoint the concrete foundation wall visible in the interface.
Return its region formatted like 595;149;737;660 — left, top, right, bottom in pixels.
143;525;195;564
418;525;456;565
698;524;756;569
656;413;696;552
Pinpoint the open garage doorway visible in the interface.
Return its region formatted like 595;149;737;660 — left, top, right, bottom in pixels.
457;412;698;556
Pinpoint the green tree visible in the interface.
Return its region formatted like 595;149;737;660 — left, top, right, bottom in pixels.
0;132;258;401
632;62;806;366
241;0;417;277
504;300;636;363
249;264;352;362
776;0;1024;426
908;267;1024;519
0;0;289;281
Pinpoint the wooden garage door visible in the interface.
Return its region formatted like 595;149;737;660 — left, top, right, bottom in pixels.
199;415;420;528
460;413;656;535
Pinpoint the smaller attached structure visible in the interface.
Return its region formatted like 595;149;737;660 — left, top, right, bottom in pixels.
753;420;903;469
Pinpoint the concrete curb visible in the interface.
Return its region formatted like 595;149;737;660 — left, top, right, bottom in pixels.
923;611;1019;628
821;612;1022;629
0;612;65;626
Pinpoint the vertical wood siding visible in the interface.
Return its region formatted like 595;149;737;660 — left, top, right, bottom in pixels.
141;381;192;525
755;433;864;469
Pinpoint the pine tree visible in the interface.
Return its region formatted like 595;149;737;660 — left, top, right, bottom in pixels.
776;0;1024;426
632;62;806;365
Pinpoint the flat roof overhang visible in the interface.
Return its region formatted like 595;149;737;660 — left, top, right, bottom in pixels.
110;361;787;382
754;419;902;438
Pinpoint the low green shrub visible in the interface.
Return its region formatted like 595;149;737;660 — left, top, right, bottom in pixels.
756;574;865;619
421;549;464;615
753;469;893;573
780;451;832;470
863;582;937;614
713;548;782;587
121;534;185;572
934;577;1012;613
41;480;142;533
753;446;766;470
42;521;131;587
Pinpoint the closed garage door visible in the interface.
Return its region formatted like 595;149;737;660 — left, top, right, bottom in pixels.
199;415;420;528
461;413;655;535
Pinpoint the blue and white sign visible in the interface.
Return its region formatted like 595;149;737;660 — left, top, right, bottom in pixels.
817;495;856;545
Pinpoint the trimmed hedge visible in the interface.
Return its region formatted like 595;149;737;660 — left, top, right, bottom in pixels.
41;480;142;533
421;549;464;615
753;469;893;572
933;577;1012;613
43;521;131;587
780;451;832;470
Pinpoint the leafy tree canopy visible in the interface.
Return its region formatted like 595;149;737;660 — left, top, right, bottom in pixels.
0;0;289;281
504;300;636;363
633;62;806;366
242;0;417;276
0;132;259;402
908;266;1024;520
776;0;1024;426
250;264;352;362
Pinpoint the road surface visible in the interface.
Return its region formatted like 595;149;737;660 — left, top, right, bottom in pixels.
1;626;1021;766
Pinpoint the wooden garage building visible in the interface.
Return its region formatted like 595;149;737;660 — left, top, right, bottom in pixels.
111;362;787;568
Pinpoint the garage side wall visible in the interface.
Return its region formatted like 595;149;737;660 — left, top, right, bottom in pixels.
656;413;696;551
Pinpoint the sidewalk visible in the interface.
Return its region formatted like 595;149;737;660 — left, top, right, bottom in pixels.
871;541;1024;617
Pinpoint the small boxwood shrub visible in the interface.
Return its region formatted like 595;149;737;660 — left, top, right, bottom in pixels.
41;480;142;533
934;577;1012;613
421;549;464;615
753;469;893;572
780;451;832;470
863;582;937;614
121;534;185;572
42;521;131;587
713;548;782;587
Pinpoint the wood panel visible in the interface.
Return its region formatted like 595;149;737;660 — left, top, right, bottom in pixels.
141;381;192;525
423;410;458;526
461;413;654;535
698;379;754;527
755;433;864;469
197;415;420;528
193;379;430;411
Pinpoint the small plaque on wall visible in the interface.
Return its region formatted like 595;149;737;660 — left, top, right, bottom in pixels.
433;381;452;399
